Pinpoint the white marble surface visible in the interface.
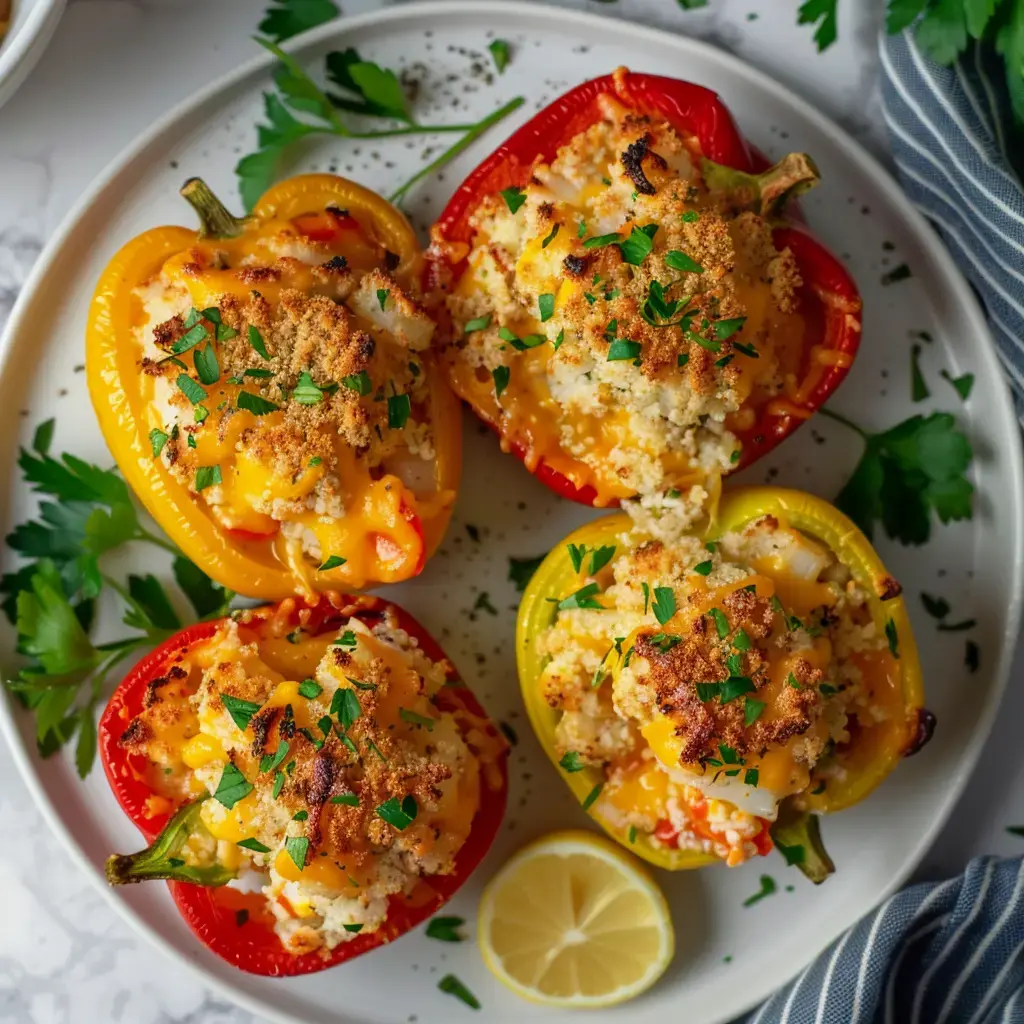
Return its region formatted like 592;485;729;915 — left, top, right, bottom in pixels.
1;1;1023;1022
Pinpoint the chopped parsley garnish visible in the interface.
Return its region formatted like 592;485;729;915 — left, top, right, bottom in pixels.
541;223;560;248
340;370;372;396
744;767;759;787
271;772;285;799
399;707;436;730
488;38;510;73
692;560;713;576
553;328;566;350
214;764;254;809
347;677;377;691
308;456;322;467
559;751;585;772
343;923;363;933
293;809;309;821
744;697;766;726
259;741;290;774
577;219;587;238
681;210;699;222
618;223;658;265
284;835;309;870
332;687;361;730
438;975;481;1010
298;679;322;700
567;543;586;573
318;555;346;571
492;365;510;398
464;315;491;333
498;325;546;350
538;293;555;322
176;374;207;405
720;677;756;704
376;794;418;830
786;672;802;689
331;793;360;806
237;838;271;853
733;629;752;650
743;874;778;907
172;321;209;354
589;545;616;574
194;465;222;491
376;288;389;311
149;428;169;458
508;554;544;592
886;618;900;658
628;825;638;844
707;607;730;638
652;586;676;625
714;316;747;341
248;325;271;360
941;369;974;401
911;344;929;402
366;738;388;762
664;249;703;273
607;339;643;363
193;344;220;385
581;782;603;811
220;694;262;730
237;391;280;416
556;584;603;610
387;393;411;428
686;329;722;353
583;232;621;249
426;916;465;942
292;371;325;405
500;186;526;214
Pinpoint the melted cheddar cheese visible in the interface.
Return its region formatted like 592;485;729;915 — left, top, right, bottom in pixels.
118;609;502;955
438;97;820;540
537;514;900;867
136;211;453;591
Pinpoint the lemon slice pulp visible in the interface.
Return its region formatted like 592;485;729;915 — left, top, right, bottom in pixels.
478;830;674;1008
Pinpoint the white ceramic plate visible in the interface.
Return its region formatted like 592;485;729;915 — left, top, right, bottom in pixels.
0;0;65;111
1;3;1020;1023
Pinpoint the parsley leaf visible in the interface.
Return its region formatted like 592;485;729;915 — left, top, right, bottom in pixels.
259;0;339;42
508;555;545;592
827;408;973;545
426;916;465;942
797;0;839;51
214;764;254;809
488;38;510;73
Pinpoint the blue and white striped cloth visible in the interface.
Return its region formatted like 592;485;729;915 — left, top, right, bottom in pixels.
880;29;1024;420
742;857;1024;1024
740;29;1024;1024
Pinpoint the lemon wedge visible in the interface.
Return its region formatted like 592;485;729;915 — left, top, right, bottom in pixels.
478;830;674;1008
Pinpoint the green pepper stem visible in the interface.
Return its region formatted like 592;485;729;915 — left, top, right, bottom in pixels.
180;177;247;239
770;805;835;884
702;152;821;219
106;797;236;887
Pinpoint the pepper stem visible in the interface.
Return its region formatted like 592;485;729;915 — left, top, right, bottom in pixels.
180;177;246;239
106;798;236;887
702;152;821;219
770;803;835;884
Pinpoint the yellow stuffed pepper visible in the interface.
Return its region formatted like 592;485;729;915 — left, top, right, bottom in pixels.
516;488;929;881
87;174;460;600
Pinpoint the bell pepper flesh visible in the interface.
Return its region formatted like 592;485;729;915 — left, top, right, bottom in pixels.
430;69;862;507
99;594;508;976
87;174;461;600
516;487;926;874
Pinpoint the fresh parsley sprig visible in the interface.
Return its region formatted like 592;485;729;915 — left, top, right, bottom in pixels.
1;423;233;777
799;0;1024;123
237;24;525;209
820;406;973;545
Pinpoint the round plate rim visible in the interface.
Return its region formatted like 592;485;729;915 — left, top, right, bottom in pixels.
0;3;1020;1022
0;0;67;112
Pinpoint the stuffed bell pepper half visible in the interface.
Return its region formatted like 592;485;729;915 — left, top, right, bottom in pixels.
428;68;861;537
88;174;461;600
516;489;930;881
101;594;507;975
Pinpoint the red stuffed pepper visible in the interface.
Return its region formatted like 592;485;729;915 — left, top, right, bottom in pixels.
428;67;861;534
100;594;508;976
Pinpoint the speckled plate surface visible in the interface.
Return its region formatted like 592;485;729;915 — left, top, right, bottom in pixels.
0;3;1021;1023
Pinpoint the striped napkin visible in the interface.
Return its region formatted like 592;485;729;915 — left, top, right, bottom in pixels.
740;28;1024;1024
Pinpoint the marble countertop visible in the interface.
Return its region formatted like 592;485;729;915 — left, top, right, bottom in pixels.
1;1;1023;1022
